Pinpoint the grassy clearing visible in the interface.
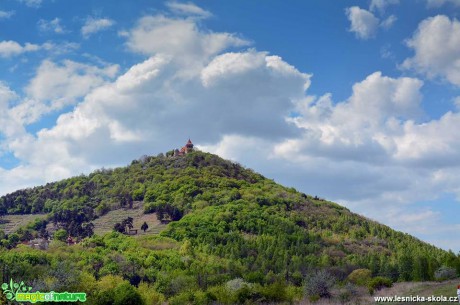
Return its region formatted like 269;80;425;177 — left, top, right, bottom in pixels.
1;202;165;238
92;203;166;236
0;214;47;234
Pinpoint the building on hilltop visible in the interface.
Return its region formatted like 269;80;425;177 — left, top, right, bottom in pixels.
173;139;194;156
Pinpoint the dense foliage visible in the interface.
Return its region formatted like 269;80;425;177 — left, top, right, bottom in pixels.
0;151;459;304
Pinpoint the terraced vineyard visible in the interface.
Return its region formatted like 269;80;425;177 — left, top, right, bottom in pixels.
0;214;46;234
92;203;166;236
0;203;164;238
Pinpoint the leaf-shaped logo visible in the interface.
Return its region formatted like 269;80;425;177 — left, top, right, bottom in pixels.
1;279;32;301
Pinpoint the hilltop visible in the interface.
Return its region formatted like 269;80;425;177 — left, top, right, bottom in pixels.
0;150;458;304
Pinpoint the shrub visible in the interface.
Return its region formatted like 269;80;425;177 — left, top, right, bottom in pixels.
434;266;457;281
225;278;251;292
338;282;358;303
54;229;67;242
137;282;165;305
168;291;194;305
368;276;392;292
132;188;145;201
291;271;304;286
163;274;197;296
144;200;167;214
256;281;288;302
304;270;335;299
244;271;265;283
169;290;214;305
308;294;320;302
113;282;144;305
327;266;348;282
206;285;235;305
285;285;303;303
347;268;372;286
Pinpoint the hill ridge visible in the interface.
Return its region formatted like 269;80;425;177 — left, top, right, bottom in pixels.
0;151;457;286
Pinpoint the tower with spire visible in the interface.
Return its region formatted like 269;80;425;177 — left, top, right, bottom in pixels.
173;139;194;156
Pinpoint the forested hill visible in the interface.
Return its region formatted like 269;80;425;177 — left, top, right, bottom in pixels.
0;151;458;304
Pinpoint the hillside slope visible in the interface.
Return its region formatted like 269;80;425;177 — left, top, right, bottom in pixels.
0;151;458;304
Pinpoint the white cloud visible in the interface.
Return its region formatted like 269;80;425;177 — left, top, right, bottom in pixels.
126;15;249;66
345;6;379;40
369;0;460;12
0;83;25;141
17;0;42;8
81;17;115;38
380;44;394;59
275;72;424;168
0;11;15;19
370;0;400;12
381;15;397;29
426;0;460;7
166;1;211;18
392;112;460;164
47;42;80;55
454;96;460;109
402;15;460;86
329;72;420;121
9;60;119;125
0;83;17;105
200;51;267;87
0;40;78;58
0;41;42;57
26;60;119;102
38;18;66;34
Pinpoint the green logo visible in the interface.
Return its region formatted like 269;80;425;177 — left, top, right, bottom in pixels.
1;279;86;303
2;279;32;300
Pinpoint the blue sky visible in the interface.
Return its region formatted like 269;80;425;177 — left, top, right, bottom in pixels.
0;0;460;251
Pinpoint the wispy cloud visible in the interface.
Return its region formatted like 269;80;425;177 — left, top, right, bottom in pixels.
0;10;15;19
426;0;460;7
38;18;67;34
81;17;115;38
381;15;397;29
16;0;42;8
370;0;400;12
166;1;212;18
0;40;78;58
